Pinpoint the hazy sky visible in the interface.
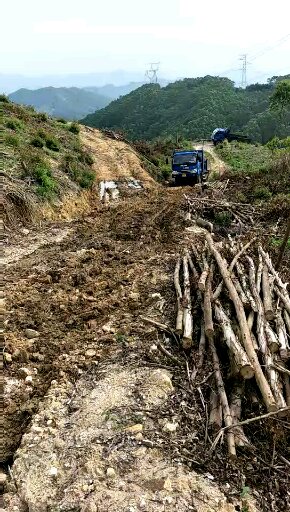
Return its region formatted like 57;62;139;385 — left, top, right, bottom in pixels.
1;0;289;82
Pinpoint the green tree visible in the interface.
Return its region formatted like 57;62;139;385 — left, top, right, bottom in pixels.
270;80;290;115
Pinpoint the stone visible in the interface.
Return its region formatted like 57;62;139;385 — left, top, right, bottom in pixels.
125;424;143;434
22;228;30;235
49;466;58;477
19;367;30;378
25;376;33;385
163;422;178;433
85;349;96;358
4;353;12;363
106;467;116;478
25;329;40;339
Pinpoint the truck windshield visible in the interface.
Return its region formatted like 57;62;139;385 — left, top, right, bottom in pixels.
173;153;197;165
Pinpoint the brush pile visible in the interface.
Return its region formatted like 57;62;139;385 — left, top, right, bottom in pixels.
173;232;290;459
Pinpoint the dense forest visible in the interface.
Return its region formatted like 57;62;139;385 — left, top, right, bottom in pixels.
82;75;290;143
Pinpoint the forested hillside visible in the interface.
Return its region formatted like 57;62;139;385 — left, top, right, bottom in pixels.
9;87;111;120
82;75;290;143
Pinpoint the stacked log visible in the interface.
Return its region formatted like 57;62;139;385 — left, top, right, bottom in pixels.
172;234;290;457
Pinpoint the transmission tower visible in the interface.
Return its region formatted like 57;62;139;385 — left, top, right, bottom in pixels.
145;62;160;83
239;54;248;88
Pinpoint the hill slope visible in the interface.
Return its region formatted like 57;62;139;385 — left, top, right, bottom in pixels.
9;87;111;120
82;75;290;143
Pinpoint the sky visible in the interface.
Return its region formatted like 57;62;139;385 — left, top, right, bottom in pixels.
1;0;289;84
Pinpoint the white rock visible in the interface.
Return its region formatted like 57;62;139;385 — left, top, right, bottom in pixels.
0;472;7;483
19;367;30;377
22;228;30;235
4;353;12;363
85;349;96;358
49;466;58;477
106;467;116;478
163;422;178;433
25;329;40;339
25;376;33;384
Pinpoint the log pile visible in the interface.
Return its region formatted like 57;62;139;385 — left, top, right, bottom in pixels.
173;234;290;457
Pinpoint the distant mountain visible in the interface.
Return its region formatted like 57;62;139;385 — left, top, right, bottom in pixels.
85;80;170;100
81;75;290;143
0;71;151;94
9;87;111;120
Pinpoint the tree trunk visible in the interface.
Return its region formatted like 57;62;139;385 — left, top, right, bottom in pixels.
275;310;290;361
283;309;290;336
182;254;193;349
215;302;254;379
204;265;214;340
262;265;274;321
197;321;206;369
174;257;183;335
209;336;236;458
209;389;223;430
206;233;276;412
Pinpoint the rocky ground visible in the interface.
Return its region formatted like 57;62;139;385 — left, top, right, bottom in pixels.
3;184;289;512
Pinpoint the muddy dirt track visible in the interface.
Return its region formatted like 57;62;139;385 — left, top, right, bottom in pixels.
3;188;289;512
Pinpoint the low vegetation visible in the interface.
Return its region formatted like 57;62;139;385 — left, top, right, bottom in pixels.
2;96;96;201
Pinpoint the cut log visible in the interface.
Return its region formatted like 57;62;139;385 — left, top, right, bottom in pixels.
213;238;256;302
209;388;223;430
275;310;290;361
196;217;213;232
262;265;275;321
214;302;254;379
284;309;290;336
209;336;236;458
260;246;290;313
204;265;214;340
237;261;257;312
174;257;183;335
206;233;276;412
266;353;287;410
283;374;290;407
256;252;263;292
197;321;206;370
187;253;200;283
182;253;193;349
232;276;249;306
230;381;251;447
198;257;210;292
264;322;280;354
275;286;290;315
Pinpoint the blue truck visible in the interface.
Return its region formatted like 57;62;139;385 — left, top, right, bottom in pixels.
170;149;208;185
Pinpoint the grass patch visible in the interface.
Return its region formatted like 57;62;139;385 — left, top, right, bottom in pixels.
68;122;80;134
30;136;45;148
216;141;270;175
61;154;95;189
5;134;20;147
6;118;24;131
253;186;272;200
214;211;232;227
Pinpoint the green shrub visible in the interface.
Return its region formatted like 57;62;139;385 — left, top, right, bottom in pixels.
78;170;95;188
33;162;56;198
253;186;272;200
68;122;80;134
0;94;9;103
77;150;94;166
45;135;60;152
6;118;24;131
214;211;232;227
30;136;45;148
5;134;20;147
36;112;48;122
57;118;67;124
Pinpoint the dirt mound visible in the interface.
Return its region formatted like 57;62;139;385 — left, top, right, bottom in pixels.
80;126;156;187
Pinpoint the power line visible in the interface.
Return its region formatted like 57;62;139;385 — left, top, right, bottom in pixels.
145;62;160;83
239;54;249;88
248;33;290;62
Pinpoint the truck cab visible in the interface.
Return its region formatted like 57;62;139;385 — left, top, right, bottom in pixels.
171;149;208;185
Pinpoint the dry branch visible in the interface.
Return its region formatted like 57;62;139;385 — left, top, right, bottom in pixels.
206;233;276;412
214;302;254;379
209;389;223;431
204;265;214;340
230;381;251;447
182;253;193;349
262;265;274;321
209;336;236;458
174;257;183;335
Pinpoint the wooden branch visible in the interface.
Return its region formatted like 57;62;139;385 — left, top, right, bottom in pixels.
264;322;280;354
262;265;275;321
275;310;290;361
140;316;174;334
230;381;251;447
232;276;249;306
211;407;290;452
209;336;236;458
275;286;290;315
213;238;256;302
283;309;290;336
174;257;183;335
182;253;193;349
196;217;213;232
260;246;289;310
187;253;200;283
209;388;223;431
256;252;263;292
206;233;276;412
197;321;206;370
198;259;209;292
214;302;254;379
204;265;214;340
